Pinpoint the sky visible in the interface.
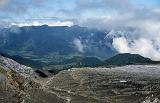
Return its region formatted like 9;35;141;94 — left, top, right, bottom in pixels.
0;0;159;27
1;0;160;60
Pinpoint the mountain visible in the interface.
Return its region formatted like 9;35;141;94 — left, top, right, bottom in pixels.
104;53;153;66
0;25;116;64
1;25;160;103
44;53;160;70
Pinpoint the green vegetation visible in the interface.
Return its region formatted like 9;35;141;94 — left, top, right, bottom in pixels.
104;53;154;66
44;56;103;71
2;52;160;72
0;53;45;69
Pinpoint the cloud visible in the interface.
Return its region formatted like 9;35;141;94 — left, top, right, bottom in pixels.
0;0;47;22
8;25;21;34
0;0;8;6
106;18;160;61
108;18;160;61
72;0;160;61
58;0;132;18
112;37;160;61
80;7;160;29
112;37;130;53
0;0;75;27
74;0;131;11
0;0;159;28
73;38;84;53
11;20;74;27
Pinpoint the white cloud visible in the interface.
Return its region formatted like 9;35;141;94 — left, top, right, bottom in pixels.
93;10;160;61
112;37;160;61
11;21;74;27
112;37;130;53
73;38;84;53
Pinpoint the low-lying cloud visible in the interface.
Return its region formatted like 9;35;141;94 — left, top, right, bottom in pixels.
73;38;84;53
77;1;160;61
112;37;160;61
110;20;160;61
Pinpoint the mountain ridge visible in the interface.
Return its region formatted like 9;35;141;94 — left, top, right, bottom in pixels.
104;53;155;66
2;52;160;70
0;25;115;64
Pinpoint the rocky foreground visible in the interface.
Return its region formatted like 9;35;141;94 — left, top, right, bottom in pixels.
0;55;160;103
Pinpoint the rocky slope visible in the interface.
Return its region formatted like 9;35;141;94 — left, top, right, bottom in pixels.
43;65;160;103
0;55;65;103
1;55;160;103
0;55;34;77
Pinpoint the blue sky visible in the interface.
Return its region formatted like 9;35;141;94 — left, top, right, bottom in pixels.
0;0;160;18
132;0;160;7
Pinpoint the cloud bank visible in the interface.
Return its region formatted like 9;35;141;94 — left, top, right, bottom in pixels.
11;20;74;27
112;37;160;61
106;18;160;61
73;0;160;61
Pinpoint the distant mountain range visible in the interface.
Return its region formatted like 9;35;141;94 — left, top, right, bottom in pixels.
0;25;116;64
0;25;159;70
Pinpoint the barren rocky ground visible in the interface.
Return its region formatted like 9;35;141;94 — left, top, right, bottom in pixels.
42;66;160;103
0;55;160;103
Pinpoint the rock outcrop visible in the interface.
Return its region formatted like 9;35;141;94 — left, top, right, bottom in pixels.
0;55;34;78
0;55;66;103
